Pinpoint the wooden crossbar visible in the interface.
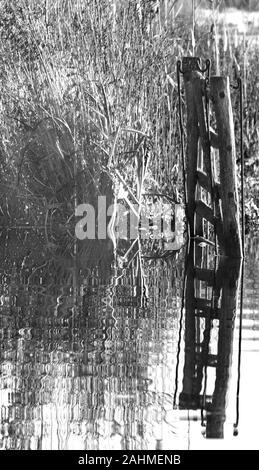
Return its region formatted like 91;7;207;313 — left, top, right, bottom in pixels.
194;297;211;309
195;200;214;224
195;307;221;320
194;267;215;285
196;170;221;198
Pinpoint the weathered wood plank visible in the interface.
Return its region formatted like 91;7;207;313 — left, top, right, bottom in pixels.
194;297;211;309
195;142;204;264
207;354;218;367
210;76;242;258
206;257;241;437
194;267;215;285
196;170;221;197
193;77;212;179
195;352;218;367
195;200;223;241
195;200;214;224
196;169;210;191
195;306;221;320
179;244;201;408
182;59;201;238
192;235;215;247
210;128;219;149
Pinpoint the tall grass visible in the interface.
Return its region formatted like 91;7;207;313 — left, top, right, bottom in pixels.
0;0;258;236
0;2;184;204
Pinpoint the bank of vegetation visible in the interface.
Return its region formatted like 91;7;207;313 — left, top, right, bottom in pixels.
0;0;258;249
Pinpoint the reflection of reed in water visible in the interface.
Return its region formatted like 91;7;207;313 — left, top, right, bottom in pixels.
0;112;115;277
178;241;242;439
0;246;184;450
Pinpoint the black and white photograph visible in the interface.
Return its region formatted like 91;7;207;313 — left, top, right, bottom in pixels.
0;0;258;459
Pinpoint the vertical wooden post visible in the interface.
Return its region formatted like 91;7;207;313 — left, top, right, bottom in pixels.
206;258;241;438
210;77;242;258
182;58;201;238
193;77;211;181
179;243;201;409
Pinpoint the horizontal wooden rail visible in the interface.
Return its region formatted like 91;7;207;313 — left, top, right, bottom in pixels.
194;267;215;285
195;352;218;367
195;306;221;320
195;200;214;224
194;297;211;309
196;170;221;198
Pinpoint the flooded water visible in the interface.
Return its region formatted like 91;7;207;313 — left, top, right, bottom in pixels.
0;231;258;450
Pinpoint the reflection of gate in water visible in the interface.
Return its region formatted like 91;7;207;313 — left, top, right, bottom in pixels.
178;241;242;438
175;54;245;439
